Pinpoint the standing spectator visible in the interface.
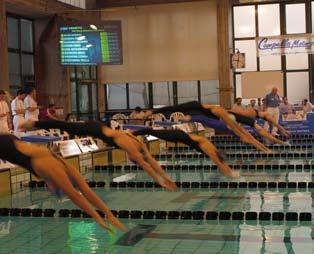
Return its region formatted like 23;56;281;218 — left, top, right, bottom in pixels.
279;97;293;115
0;90;11;133
24;87;39;121
232;97;244;111
302;99;313;113
247;99;259;110
264;87;281;135
11;89;25;131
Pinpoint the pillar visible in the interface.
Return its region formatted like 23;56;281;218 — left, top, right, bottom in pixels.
217;0;233;108
0;0;9;91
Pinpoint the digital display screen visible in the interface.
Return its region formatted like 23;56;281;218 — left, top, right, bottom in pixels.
59;21;122;65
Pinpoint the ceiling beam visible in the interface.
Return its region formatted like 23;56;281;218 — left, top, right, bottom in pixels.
96;0;209;9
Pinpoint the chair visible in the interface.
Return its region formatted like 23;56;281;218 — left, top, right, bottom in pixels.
152;113;166;122
169;112;185;122
112;113;127;125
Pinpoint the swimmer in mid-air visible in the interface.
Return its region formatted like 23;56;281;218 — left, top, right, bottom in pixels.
132;128;240;178
21;120;177;191
145;101;272;153
0;134;126;232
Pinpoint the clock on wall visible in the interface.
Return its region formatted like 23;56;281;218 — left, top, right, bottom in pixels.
230;52;245;69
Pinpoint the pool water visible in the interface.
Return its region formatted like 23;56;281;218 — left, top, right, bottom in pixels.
0;145;312;253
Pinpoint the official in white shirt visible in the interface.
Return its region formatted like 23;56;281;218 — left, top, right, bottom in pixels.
0;90;11;133
11;89;25;131
24;87;39;121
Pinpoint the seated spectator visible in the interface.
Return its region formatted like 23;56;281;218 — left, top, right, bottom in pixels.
232;97;244;111
129;106;146;125
302;99;313;114
247;99;259;110
40;104;59;120
279;97;293;115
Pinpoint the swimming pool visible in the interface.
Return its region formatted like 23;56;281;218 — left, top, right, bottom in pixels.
0;140;312;254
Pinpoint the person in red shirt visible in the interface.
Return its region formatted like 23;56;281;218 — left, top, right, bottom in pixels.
40;104;58;120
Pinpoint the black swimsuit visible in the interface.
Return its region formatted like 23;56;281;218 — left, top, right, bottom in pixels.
229;112;256;128
154;101;219;120
133;128;203;153
0;134;37;176
34;120;117;148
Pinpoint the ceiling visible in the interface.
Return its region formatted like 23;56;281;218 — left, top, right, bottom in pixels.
95;0;209;8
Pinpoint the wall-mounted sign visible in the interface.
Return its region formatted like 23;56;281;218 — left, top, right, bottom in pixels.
256;34;314;56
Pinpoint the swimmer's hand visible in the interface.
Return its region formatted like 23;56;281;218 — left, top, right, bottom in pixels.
106;213;128;231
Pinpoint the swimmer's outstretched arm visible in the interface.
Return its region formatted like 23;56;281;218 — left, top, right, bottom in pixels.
18;150;113;231
59;159;127;231
258;112;290;138
104;128;177;191
203;105;272;153
189;134;239;178
253;123;286;145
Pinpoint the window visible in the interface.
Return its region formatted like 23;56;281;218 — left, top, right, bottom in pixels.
232;2;311;102
177;81;198;104
286;72;309;104
129;83;149;109
200;80;219;104
234;40;257;71
7;16;34;92
152;82;173;108
106;84;127;110
258;4;280;36
286;4;306;34
233;6;256;38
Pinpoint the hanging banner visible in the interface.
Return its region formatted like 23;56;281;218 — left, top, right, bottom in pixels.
256;34;314;56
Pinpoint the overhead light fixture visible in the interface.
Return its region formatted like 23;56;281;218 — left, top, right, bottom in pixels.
77;36;86;41
90;24;98;30
86;44;93;48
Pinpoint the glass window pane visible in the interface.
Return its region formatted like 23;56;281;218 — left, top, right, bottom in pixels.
9;75;21;87
286;54;308;70
153;82;173;107
71;82;77;112
129;83;149;109
258;4;280;36
200;80;219;104
106;84;127;110
91;83;97;112
76;66;90;79
287;72;309;104
177;81;198;104
91;67;97;79
21;19;33;52
259;55;281;71
286;4;306;34
8;52;20;74
234;40;257;71
7;17;19;49
21;54;34;75
233;6;256;38
79;85;89;113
